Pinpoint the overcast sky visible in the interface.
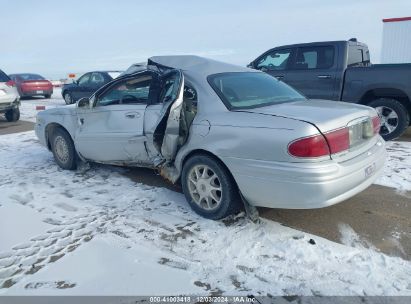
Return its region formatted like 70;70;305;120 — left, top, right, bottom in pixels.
1;0;410;79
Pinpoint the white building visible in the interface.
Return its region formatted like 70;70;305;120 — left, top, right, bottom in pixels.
381;17;411;63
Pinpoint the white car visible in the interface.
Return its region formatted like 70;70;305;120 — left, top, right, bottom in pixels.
0;69;20;122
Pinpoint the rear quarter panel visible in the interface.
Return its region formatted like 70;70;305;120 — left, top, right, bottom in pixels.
174;111;326;174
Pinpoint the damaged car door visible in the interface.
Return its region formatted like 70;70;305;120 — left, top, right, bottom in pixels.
147;69;185;166
75;72;154;164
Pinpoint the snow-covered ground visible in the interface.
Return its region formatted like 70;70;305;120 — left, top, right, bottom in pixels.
1;93;411;295
376;142;411;193
0;130;411;296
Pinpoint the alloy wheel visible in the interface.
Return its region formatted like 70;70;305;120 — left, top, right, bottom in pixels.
188;164;223;210
375;106;399;136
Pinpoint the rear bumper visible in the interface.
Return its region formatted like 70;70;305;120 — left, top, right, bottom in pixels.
20;89;53;97
223;137;386;209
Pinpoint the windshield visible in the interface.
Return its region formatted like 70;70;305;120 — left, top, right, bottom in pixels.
208;72;306;110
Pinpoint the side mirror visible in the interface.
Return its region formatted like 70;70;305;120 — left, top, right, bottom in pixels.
246;62;254;69
76;97;90;108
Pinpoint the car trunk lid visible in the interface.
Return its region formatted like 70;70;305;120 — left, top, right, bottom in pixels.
21;80;52;90
238;99;380;161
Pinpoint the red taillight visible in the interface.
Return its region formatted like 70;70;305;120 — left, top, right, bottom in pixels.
372;116;380;134
288;127;350;158
288;134;330;158
324;127;349;154
5;80;15;87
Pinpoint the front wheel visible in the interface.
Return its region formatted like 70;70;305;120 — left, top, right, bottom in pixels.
5;108;20;122
181;154;242;220
50;128;77;170
368;98;409;141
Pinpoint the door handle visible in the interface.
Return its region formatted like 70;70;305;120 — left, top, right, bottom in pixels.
317;75;331;79
275;75;284;80
125;112;140;119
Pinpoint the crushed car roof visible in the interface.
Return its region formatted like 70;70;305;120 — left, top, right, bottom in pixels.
148;55;251;77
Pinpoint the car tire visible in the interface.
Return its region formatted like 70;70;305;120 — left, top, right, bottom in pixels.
368;98;409;141
50;128;77;170
44;94;51;99
63;92;73;105
181;154;242;220
5;108;20;122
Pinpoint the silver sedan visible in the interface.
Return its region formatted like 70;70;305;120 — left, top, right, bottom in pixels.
35;56;386;219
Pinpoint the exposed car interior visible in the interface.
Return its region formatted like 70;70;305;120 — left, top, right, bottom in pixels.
179;84;198;147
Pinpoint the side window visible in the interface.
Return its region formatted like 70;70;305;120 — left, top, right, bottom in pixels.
96;74;152;106
78;73;91;86
90;72;106;86
256;49;292;71
294;46;335;69
348;46;369;66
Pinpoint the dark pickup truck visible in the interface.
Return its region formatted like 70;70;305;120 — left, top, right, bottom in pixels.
248;39;411;140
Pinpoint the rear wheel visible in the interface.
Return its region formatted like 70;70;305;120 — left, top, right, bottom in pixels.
44;94;51;99
5;108;20;122
50;128;77;170
64;92;73;105
368;98;409;141
181;154;241;220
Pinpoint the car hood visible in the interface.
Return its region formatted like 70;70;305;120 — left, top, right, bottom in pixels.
63;83;77;90
39;104;76;116
237;99;376;132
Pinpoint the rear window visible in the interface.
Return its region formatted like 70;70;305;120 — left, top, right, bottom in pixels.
14;73;45;80
208;72;306;110
0;70;10;82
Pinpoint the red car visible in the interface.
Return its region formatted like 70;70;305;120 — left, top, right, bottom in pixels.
9;73;53;99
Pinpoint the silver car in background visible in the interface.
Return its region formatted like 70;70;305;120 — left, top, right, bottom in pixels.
35;56;386;219
0;69;20;122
